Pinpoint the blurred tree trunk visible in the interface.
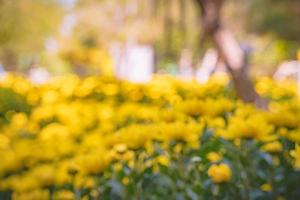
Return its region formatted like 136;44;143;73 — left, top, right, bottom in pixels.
149;0;158;73
1;50;18;72
179;0;186;46
195;0;266;107
149;0;158;18
164;0;173;57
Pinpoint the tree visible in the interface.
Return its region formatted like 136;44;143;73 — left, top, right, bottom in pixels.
247;0;300;42
0;0;62;71
195;0;266;107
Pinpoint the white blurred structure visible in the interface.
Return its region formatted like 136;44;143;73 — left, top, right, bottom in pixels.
60;14;77;37
274;61;300;81
28;68;50;84
59;0;76;10
111;42;154;83
178;49;194;80
0;64;6;79
45;38;59;54
45;2;77;54
274;61;300;92
196;49;219;83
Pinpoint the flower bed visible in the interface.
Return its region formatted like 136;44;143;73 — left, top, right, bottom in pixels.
0;74;299;199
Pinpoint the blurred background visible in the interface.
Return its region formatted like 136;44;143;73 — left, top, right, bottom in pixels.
0;0;300;83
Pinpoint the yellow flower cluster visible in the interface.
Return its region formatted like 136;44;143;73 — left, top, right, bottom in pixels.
0;74;299;198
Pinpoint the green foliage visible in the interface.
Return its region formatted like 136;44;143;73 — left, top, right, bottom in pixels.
0;0;63;70
247;0;300;41
0;88;30;124
99;131;300;199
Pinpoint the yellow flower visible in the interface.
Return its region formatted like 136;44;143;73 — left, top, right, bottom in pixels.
0;134;10;149
39;123;70;140
113;144;127;154
207;152;222;162
32;164;56;187
177;99;206;117
287;128;300;142
76;152;110;175
160;122;204;148
41;90;59;104
156;155;170;166
290;144;300;169
207;117;226;129
11;113;28;128
207;163;231;183
117;125;152;149
261;141;282;153
12;189;49;200
113;163;123;171
122;177;130;185
218;111;274;141
54;190;74;200
74;175;96;189
260;183;272;192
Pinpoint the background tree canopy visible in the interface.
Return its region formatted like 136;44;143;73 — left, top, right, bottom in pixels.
247;0;300;41
0;0;63;70
0;0;299;73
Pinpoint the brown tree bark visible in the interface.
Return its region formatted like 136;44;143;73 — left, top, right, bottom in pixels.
195;0;266;108
179;0;187;45
164;0;173;57
1;49;18;72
